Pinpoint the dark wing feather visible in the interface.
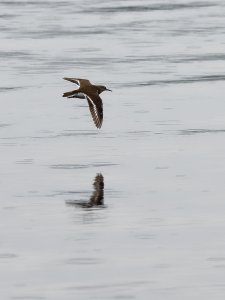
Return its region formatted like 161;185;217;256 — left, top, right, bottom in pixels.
86;93;103;129
63;78;91;87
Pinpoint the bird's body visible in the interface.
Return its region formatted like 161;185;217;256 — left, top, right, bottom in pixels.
63;78;111;128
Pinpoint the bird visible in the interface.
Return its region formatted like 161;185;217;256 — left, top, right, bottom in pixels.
63;78;112;129
66;173;104;208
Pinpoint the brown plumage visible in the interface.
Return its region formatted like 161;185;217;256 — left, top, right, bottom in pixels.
63;77;112;129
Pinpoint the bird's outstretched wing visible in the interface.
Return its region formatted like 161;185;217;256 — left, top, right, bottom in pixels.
89;173;104;206
86;92;103;129
63;78;91;87
63;89;79;97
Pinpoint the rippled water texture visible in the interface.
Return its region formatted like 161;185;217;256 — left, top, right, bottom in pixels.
1;1;225;299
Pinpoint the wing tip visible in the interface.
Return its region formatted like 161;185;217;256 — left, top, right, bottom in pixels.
95;118;103;129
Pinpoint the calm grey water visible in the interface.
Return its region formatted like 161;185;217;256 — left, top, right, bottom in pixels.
1;0;225;299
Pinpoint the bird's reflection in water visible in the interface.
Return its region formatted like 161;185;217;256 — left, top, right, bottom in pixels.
66;173;104;209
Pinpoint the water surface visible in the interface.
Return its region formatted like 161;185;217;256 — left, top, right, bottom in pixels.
1;1;225;299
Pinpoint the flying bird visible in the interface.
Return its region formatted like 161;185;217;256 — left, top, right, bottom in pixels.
63;78;112;128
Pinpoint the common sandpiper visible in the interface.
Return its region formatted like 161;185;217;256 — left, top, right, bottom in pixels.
63;77;111;129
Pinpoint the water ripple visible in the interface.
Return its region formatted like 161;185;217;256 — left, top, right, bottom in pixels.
179;129;225;135
0;253;17;259
50;162;117;170
64;257;103;265
0;86;26;93
85;2;216;13
121;75;225;88
66;280;152;291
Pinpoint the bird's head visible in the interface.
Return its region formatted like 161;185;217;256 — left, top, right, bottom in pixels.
97;85;112;94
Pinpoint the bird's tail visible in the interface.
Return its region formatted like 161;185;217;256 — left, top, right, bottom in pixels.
63;89;78;97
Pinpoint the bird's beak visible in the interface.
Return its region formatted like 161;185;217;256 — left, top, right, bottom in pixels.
106;88;112;92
